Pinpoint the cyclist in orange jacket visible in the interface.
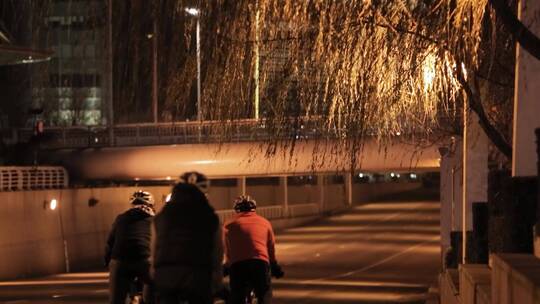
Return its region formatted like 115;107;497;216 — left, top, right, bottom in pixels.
223;195;284;304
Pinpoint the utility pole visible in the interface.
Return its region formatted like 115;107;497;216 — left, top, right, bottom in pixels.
107;0;114;144
254;0;260;120
152;9;158;123
196;18;201;121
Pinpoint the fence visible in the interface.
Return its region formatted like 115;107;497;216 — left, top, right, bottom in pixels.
0;166;68;191
11;118;347;149
217;204;317;223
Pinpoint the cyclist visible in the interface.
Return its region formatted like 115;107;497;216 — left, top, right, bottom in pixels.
223;195;284;304
153;171;223;304
105;190;155;304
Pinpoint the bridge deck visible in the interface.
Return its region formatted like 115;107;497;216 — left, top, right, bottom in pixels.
0;200;440;303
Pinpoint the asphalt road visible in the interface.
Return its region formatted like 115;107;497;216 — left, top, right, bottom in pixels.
0;199;440;304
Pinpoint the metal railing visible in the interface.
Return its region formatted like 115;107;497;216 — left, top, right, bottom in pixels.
257;205;285;220
7;116;442;149
216;203;317;223
216;209;237;224
8;116;442;150
0;166;68;191
12;118;336;150
288;203;320;217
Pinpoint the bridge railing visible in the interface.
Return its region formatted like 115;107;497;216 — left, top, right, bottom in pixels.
8;116;444;150
0;166;68;191
12;118;337;149
288;203;320;217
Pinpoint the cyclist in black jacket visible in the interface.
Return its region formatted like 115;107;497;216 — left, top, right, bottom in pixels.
105;190;155;304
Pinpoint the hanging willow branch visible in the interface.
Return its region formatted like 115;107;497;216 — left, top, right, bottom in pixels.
172;0;502;167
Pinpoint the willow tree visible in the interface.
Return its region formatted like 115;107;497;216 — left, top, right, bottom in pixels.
153;0;516;168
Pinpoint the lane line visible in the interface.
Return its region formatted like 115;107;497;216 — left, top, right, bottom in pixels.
293;202;440;284
278;201;433;252
301;234;440;283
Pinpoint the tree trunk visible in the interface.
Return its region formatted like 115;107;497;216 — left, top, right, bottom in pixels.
488;0;540;61
456;69;513;159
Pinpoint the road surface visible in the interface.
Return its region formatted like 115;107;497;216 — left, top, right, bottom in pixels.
0;200;440;303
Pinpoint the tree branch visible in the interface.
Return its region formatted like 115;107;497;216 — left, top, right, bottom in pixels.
488;0;540;61
456;68;513;158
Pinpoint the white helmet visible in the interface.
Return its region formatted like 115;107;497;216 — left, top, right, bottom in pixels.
129;190;155;206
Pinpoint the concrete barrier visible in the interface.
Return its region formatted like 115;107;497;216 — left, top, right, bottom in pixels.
440;269;461;304
0;187;334;280
0;186;173;279
0;181;423;280
459;264;491;304
492;253;540;304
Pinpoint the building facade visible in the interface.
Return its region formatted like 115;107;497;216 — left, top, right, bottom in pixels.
32;0;107;126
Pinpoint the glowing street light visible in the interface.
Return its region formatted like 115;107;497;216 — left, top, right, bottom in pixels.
184;7;202;120
184;7;199;16
43;197;70;273
44;198;58;210
422;53;437;92
49;198;58;210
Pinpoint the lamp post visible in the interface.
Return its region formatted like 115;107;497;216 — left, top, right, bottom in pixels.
185;8;201;121
254;2;260;120
152;16;158;123
45;198;70;273
57;199;70;273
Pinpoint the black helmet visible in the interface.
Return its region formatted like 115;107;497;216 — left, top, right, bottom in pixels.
234;195;257;213
130;190;155;206
179;171;209;194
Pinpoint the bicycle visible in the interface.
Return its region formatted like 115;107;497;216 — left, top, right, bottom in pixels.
224;263;284;304
244;288;257;304
127;277;144;304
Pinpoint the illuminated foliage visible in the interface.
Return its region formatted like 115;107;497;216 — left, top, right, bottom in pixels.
165;0;514;162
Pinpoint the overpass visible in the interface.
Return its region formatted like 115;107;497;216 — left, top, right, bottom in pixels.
21;119;441;181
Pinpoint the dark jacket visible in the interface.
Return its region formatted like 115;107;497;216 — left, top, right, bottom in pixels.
105;207;153;264
154;183;219;269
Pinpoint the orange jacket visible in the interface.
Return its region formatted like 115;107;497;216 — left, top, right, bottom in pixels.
223;211;276;265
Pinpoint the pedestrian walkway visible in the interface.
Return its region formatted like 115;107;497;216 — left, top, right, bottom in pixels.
0;200;440;303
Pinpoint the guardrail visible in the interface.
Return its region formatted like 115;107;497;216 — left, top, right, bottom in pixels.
0;166;68;191
10;118;345;149
289;203;320;217
216;204;316;223
14;118;331;149
6;116;439;150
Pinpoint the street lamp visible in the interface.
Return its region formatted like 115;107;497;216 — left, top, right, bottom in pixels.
185;7;201;121
44;198;70;273
185;8;199;16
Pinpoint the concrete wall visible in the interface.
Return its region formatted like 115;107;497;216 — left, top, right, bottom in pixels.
0;186;173;279
247;185;280;207
352;181;422;203
0;180;426;280
207;185;238;210
0;191;66;278
324;183;346;211
288;184;320;205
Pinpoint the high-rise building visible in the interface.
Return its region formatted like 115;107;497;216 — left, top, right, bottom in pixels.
32;0;107;126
